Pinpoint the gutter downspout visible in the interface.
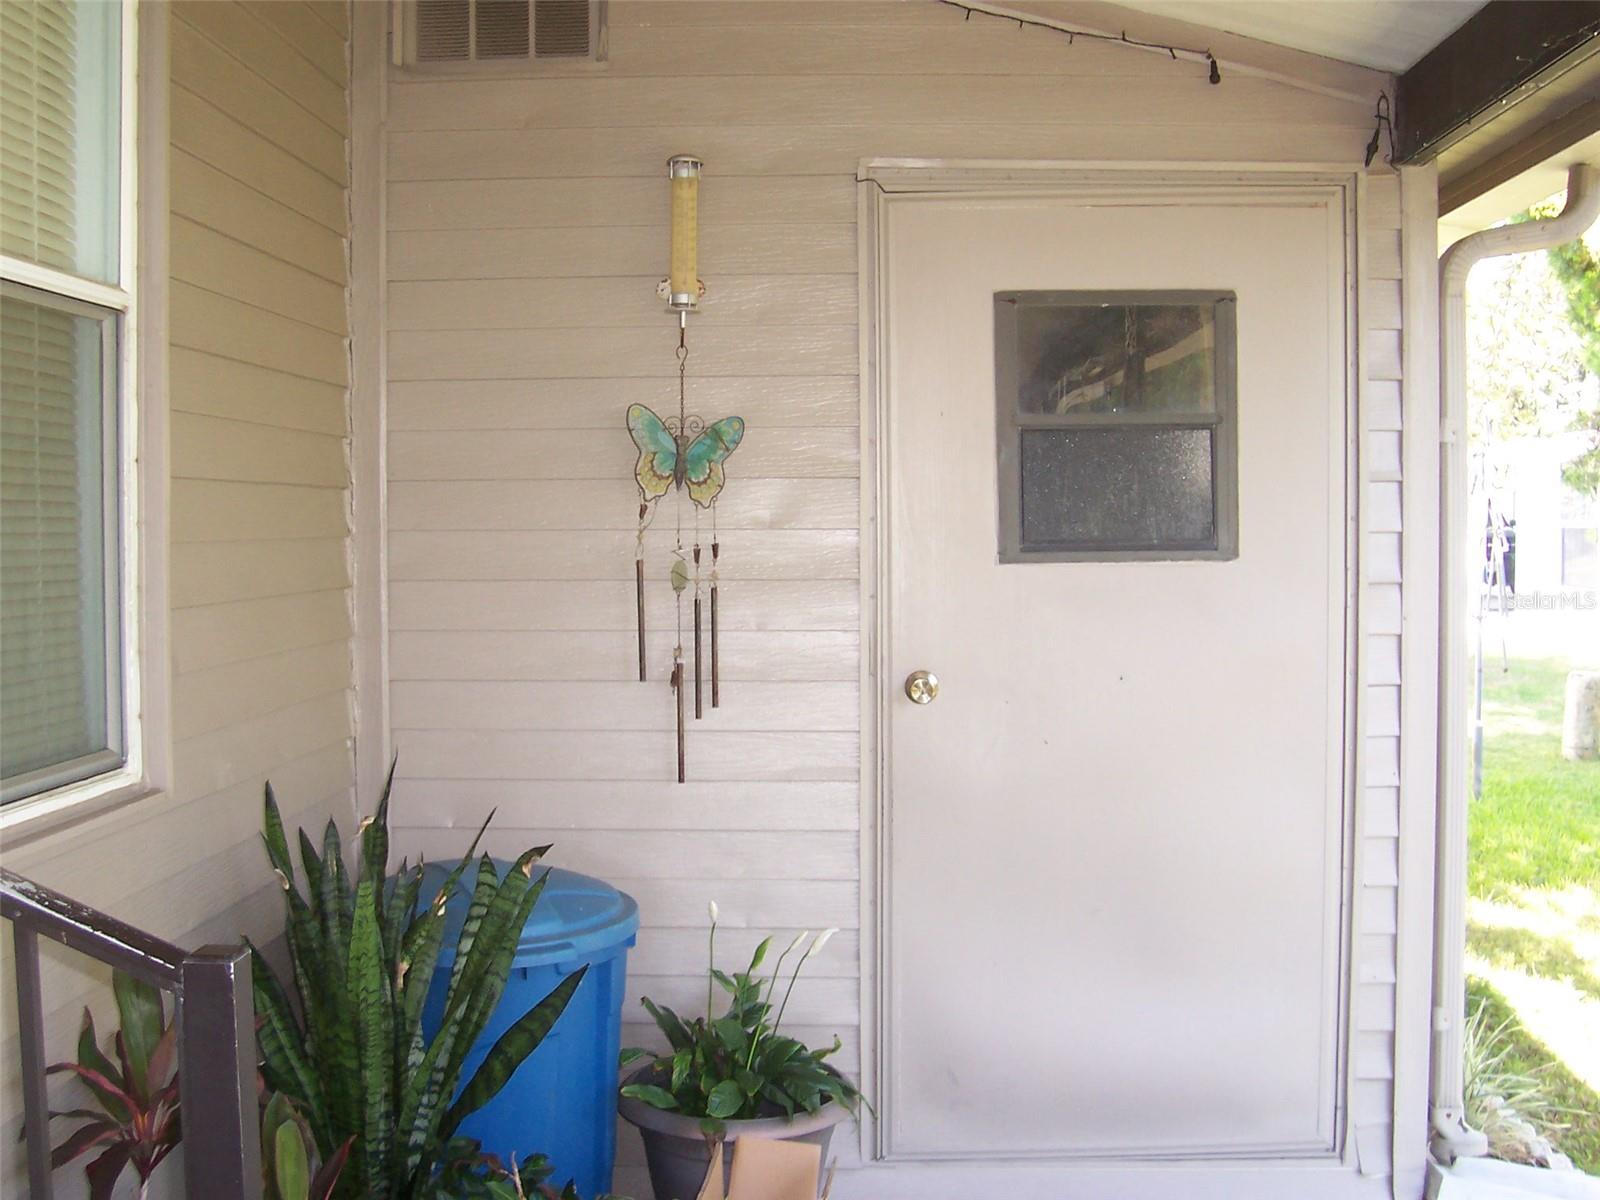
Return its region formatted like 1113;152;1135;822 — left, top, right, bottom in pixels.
1431;163;1600;1163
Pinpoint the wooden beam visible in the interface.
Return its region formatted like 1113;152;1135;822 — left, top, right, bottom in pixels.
1395;0;1600;164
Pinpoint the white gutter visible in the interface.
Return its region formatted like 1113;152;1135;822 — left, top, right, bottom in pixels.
1431;163;1600;1162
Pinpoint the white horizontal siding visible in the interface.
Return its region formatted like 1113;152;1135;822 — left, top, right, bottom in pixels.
382;0;1406;1186
387;779;861;830
391;427;857;479
391;681;859;730
169;0;357;979
391;377;859;430
1;8;353;1195
392;629;860;682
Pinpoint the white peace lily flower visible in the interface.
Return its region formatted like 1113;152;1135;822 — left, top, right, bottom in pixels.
708;900;719;924
809;928;839;957
786;930;811;956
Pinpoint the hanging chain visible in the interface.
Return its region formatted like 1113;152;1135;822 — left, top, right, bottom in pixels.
677;312;689;428
636;501;655;559
672;314;689;661
674;315;689;557
684;315;699;597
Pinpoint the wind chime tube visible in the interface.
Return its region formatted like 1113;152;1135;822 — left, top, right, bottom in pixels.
672;661;686;783
667;156;701;310
635;557;647;681
694;594;703;719
693;544;704;718
711;540;721;708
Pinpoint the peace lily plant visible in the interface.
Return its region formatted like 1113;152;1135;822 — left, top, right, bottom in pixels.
620;902;860;1125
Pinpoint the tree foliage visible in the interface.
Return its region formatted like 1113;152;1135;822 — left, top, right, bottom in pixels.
1543;225;1600;495
1467;248;1587;439
1518;203;1600;496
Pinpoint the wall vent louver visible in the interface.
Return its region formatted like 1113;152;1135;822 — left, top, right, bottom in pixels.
415;0;470;61
533;1;591;57
409;0;602;65
476;0;530;58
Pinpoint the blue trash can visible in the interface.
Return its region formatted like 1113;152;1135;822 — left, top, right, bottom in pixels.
419;861;638;1197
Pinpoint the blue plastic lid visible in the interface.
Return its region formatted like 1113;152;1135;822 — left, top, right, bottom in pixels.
418;859;639;969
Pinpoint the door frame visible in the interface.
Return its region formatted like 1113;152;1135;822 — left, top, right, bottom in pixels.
855;160;1368;1174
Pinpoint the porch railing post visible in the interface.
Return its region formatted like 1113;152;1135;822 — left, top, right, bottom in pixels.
178;944;261;1199
13;923;55;1200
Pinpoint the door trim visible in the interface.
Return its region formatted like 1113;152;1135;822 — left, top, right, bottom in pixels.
856;160;1367;1169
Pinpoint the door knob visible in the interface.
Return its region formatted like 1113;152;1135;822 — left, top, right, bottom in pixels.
904;670;939;705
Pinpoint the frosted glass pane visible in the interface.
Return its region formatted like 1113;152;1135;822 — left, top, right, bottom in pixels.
1020;427;1214;550
0;0;122;283
0;289;120;799
1015;302;1216;415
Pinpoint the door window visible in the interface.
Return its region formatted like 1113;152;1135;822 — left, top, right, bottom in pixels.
995;291;1238;560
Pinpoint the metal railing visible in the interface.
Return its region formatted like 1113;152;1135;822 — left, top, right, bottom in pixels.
2;868;261;1198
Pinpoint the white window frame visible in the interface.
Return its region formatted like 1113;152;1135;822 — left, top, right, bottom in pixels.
1;0;169;838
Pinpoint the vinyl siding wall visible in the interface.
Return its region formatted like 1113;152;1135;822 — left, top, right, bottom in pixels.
0;4;354;1192
1355;169;1410;1181
381;3;1413;1194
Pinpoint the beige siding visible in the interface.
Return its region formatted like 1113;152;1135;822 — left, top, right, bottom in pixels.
382;2;1406;1191
166;0;355;932
1;4;352;1191
1352;171;1408;1178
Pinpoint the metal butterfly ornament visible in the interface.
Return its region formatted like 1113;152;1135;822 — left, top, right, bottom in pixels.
627;405;745;509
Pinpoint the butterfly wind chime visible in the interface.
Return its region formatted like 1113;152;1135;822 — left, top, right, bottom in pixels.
629;156;745;782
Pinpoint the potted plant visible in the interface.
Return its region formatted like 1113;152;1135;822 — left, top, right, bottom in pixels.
253;774;606;1199
43;970;181;1199
41;972;354;1200
618;905;860;1199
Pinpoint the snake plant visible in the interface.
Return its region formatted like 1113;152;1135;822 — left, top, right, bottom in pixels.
252;771;588;1199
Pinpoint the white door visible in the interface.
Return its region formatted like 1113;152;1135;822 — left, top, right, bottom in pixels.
881;187;1351;1160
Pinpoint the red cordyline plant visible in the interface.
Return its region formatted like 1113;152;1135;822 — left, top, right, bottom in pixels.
45;971;181;1199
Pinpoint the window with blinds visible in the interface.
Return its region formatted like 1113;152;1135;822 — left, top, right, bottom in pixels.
1;0;130;807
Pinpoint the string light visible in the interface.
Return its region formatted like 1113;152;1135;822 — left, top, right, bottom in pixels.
939;1;1221;84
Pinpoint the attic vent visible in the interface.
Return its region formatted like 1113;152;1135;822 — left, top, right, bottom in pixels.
415;0;469;61
534;1;590;57
476;0;529;58
409;0;603;65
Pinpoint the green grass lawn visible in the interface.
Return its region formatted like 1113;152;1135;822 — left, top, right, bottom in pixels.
1469;658;1599;899
1467;978;1600;1173
1467;656;1600;1173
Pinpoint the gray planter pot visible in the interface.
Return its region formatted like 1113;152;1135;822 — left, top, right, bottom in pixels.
618;1067;849;1200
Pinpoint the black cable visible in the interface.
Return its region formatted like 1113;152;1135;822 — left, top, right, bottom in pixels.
939;1;1221;84
1365;92;1396;169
